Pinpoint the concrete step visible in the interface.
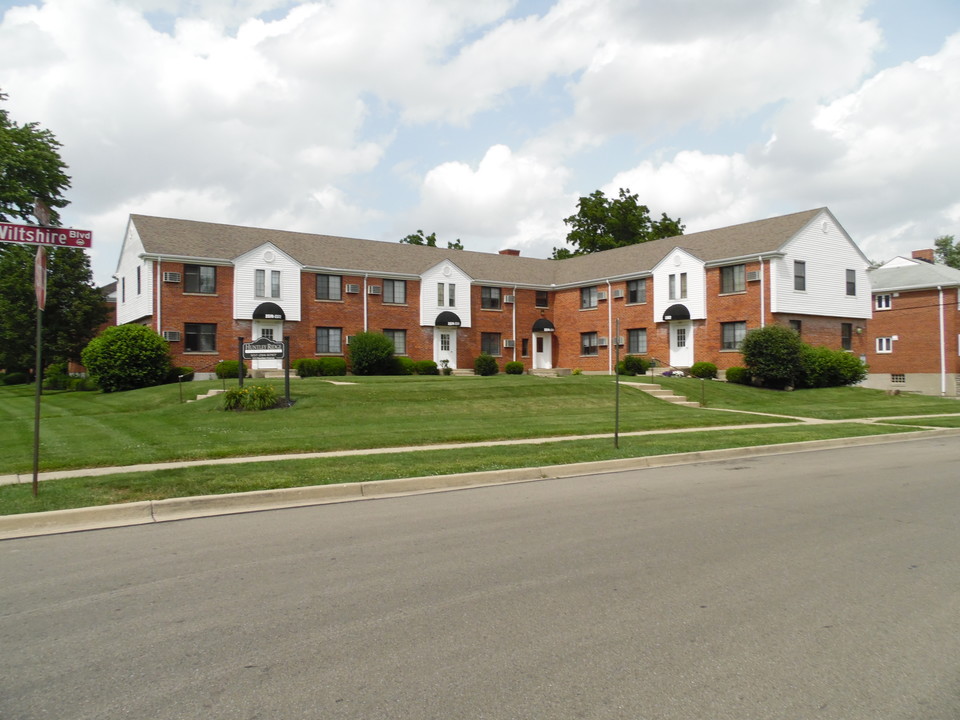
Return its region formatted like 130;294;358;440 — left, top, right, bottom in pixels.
624;382;701;407
187;388;225;403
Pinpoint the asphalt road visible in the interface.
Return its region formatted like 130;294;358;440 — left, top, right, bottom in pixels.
2;436;959;720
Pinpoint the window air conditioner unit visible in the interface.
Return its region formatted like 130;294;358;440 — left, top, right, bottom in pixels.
598;337;609;347
345;284;360;294
597;291;608;301
504;295;516;304
162;272;181;283
367;285;382;295
612;289;624;299
503;339;516;348
746;271;761;282
162;330;181;342
345;335;355;345
615;336;625;346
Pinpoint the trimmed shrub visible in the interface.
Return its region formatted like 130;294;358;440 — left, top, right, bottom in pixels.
740;325;806;389
215;360;248;379
505;361;525;375
3;371;30;385
222;384;279;411
724;366;751;385
317;357;347;376
623;355;650;376
293;358;323;377
413;360;439;375
800;346;868;388
474;353;499;376
394;356;416;375
166;366;194;383
81;324;172;393
348;332;396;375
689;361;718;379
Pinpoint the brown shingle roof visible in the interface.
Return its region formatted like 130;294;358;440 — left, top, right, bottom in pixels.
131;207;828;287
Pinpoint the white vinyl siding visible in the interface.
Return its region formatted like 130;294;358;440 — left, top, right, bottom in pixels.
115;222;155;325
419;261;472;327
233;243;302;321
652;249;706;321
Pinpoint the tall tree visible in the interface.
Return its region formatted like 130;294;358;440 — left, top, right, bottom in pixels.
934;234;960;269
0;91;107;373
400;229;463;249
551;188;684;259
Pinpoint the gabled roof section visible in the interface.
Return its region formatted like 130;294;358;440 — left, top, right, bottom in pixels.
869;257;960;291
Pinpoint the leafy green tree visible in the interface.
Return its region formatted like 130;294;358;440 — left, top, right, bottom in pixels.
0;91;106;373
81;324;172;392
934;235;960;268
400;229;463;249
740;325;806;390
552;188;684;259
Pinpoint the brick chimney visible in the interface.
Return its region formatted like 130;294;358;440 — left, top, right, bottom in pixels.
912;249;935;264
499;249;521;256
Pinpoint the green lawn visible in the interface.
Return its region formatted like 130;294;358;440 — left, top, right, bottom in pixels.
0;375;781;474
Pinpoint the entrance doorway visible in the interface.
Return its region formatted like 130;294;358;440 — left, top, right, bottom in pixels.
434;328;457;370
251;319;283;370
669;321;693;368
533;332;553;369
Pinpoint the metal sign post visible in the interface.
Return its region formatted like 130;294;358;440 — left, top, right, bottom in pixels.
31;246;46;497
614;318;621;449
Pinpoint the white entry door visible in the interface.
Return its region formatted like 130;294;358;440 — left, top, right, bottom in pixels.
251;320;283;370
669;321;693;368
533;332;553;369
434;328;457;370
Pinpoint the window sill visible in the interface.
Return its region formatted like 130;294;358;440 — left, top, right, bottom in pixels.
580;306;598;311
315;298;344;303
184;351;219;355
183;292;219;297
624;301;647;306
718;290;746;296
480;307;502;312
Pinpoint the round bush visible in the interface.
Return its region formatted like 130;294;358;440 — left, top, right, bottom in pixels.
348;332;396;375
3;371;30;385
215;360;248;379
740;325;806;389
505;361;525;375
81;324;172;393
394;356;416;375
317;357;347;376
293;358;322;377
166;366;194;383
623;355;650;375
474;353;499;376
689;361;718;379
724;366;750;384
413;360;439;375
800;346;868;388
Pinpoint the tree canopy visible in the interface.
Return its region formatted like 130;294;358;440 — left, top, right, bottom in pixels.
0;90;106;373
552;188;684;259
934;235;960;269
400;229;463;250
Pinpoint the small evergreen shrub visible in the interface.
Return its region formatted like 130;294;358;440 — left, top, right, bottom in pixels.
72;377;100;391
293;358;323;377
505;361;524;375
724;366;750;384
800;346;868;388
689;361;718;379
222;384;279;411
395;356;416;375
740;325;806;389
3;371;30;385
348;332;396;375
81;324;172;393
42;363;70;390
623;355;650;376
474;353;499;376
166;366;194;383
215;360;248;379
413;360;439;375
317;357;347;376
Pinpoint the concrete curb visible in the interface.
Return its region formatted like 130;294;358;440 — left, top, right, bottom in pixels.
3;428;958;541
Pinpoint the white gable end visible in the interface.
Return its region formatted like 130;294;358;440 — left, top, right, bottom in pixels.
233;243;302;321
115;219;154;325
652;249;706;321
420;260;473;328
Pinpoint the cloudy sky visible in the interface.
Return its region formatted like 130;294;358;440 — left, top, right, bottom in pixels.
2;0;959;286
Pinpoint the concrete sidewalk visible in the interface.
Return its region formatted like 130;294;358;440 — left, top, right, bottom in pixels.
3;419;959;541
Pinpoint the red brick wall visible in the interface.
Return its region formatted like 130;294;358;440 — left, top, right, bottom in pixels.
867;288;959;374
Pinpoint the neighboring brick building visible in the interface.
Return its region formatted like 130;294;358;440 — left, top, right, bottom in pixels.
113;207;873;379
863;251;960;396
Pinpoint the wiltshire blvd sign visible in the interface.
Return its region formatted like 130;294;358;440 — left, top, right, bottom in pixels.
242;336;286;359
0;221;93;248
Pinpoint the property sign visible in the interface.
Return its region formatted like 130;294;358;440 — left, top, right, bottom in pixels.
242;336;286;359
0;222;93;248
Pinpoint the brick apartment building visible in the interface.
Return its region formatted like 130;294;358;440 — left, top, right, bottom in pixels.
114;207;876;382
862;249;960;396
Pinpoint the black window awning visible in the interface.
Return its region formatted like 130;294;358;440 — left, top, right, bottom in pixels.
532;318;556;332
662;304;690;321
435;311;462;326
253;302;286;320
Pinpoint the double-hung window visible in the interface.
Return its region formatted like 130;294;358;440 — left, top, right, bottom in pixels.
481;286;501;309
535;290;549;308
876;337;893;353
580;286;598;309
316;327;342;354
794;261;806;291
384;329;406;354
628;328;647;354
627;279;647;304
437;283;456;307
184;264;216;294
841;323;853;350
669;273;687;300
845;269;856;296
875;294;891;310
581;332;599;356
481;332;501;356
184;323;216;352
316;274;341;300
721;321;746;350
383;279;406;304
255;269;281;298
720;265;745;294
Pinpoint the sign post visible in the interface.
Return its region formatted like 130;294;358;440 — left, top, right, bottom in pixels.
32;246;46;497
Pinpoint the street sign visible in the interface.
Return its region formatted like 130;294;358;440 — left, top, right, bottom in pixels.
242;336;286;359
34;246;46;311
0;222;93;248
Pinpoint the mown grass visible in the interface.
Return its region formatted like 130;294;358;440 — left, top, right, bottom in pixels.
0;375;784;474
0;422;926;515
645;377;960;419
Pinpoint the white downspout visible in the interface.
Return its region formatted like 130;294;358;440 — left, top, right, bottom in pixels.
607;279;614;373
512;286;517;362
758;256;765;328
938;286;946;396
363;274;369;331
155;257;162;333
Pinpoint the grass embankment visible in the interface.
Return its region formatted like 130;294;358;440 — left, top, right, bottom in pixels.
1;375;957;516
